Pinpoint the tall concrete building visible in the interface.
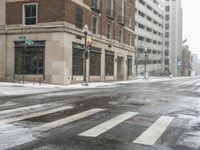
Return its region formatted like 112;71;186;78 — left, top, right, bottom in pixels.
163;0;183;76
0;0;136;85
191;54;198;75
135;0;164;76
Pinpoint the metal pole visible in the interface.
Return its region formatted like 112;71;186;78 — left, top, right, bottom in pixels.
23;41;26;84
83;32;87;84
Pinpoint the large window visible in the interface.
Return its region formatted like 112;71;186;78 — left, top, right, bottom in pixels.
90;47;101;76
105;50;114;76
107;24;112;39
14;41;45;75
118;28;123;43
128;33;132;46
75;7;83;29
23;4;37;25
72;43;84;76
92;16;98;34
127;56;133;76
106;0;113;18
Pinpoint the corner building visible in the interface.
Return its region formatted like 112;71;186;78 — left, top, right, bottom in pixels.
0;0;136;85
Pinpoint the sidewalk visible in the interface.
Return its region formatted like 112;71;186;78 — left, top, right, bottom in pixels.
0;77;189;96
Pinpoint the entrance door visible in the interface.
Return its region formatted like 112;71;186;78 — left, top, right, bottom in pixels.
117;56;124;80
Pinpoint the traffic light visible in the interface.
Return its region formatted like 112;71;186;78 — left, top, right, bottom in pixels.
87;36;92;48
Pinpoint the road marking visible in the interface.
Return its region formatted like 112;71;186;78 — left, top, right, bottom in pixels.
177;114;197;119
0;103;56;115
133;116;174;145
34;108;105;131
172;79;200;87
79;112;138;137
0;105;74;124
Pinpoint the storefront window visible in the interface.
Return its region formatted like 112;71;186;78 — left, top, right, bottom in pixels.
14;41;45;75
105;50;114;76
90;47;101;76
73;43;84;76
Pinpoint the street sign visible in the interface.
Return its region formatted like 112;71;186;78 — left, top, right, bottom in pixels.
19;36;26;41
26;40;34;46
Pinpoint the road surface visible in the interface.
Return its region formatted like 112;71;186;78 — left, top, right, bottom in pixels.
0;77;200;150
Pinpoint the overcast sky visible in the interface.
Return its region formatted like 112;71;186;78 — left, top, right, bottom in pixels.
182;0;200;55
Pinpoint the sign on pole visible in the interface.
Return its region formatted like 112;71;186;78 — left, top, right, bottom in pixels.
19;36;26;41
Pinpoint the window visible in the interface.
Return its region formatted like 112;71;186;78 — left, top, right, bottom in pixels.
118;28;123;43
106;0;114;18
128;33;132;46
165;14;169;21
119;0;125;17
128;14;132;27
105;51;114;76
92;16;98;34
165;23;169;30
14;41;45;75
165;6;170;12
23;4;37;25
165;59;169;65
72;43;84;75
118;0;125;25
127;56;132;76
107;24;112;39
91;0;101;11
75;7;83;29
165;50;169;56
165;32;169;38
90;48;101;76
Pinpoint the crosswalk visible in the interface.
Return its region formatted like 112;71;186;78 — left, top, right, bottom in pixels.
0;102;178;149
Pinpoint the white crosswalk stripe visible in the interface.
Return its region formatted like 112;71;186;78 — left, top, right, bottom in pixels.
133;116;174;145
33;108;105;131
79;112;138;137
0;105;74;124
172;79;200;87
0;102;177;149
0;103;52;115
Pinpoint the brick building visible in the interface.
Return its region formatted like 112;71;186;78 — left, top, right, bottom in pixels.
0;0;136;85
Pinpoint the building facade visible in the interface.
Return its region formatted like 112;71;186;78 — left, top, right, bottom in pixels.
0;0;136;85
135;0;164;76
163;0;183;76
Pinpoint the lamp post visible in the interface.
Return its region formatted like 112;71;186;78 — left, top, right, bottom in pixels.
83;24;88;85
144;48;148;80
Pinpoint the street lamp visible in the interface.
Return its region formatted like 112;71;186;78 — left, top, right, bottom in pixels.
83;24;88;85
144;48;148;80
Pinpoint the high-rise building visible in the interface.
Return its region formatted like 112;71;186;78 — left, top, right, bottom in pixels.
163;0;183;76
191;54;198;75
0;0;136;85
135;0;165;76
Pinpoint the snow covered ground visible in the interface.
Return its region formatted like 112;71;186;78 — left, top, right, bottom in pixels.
0;77;191;96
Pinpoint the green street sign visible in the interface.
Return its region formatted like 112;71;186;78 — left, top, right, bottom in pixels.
26;40;34;46
19;36;26;41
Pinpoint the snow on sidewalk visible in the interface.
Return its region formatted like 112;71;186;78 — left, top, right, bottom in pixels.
0;77;190;96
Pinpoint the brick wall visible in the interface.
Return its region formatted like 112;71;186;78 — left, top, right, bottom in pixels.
6;0;65;25
6;0;135;46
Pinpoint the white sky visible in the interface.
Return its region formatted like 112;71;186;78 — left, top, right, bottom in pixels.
182;0;200;55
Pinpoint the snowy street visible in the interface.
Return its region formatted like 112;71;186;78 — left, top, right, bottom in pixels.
0;77;200;150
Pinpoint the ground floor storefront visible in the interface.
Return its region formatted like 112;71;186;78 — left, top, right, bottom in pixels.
0;31;135;85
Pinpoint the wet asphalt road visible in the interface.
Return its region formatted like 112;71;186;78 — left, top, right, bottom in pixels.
0;77;200;150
